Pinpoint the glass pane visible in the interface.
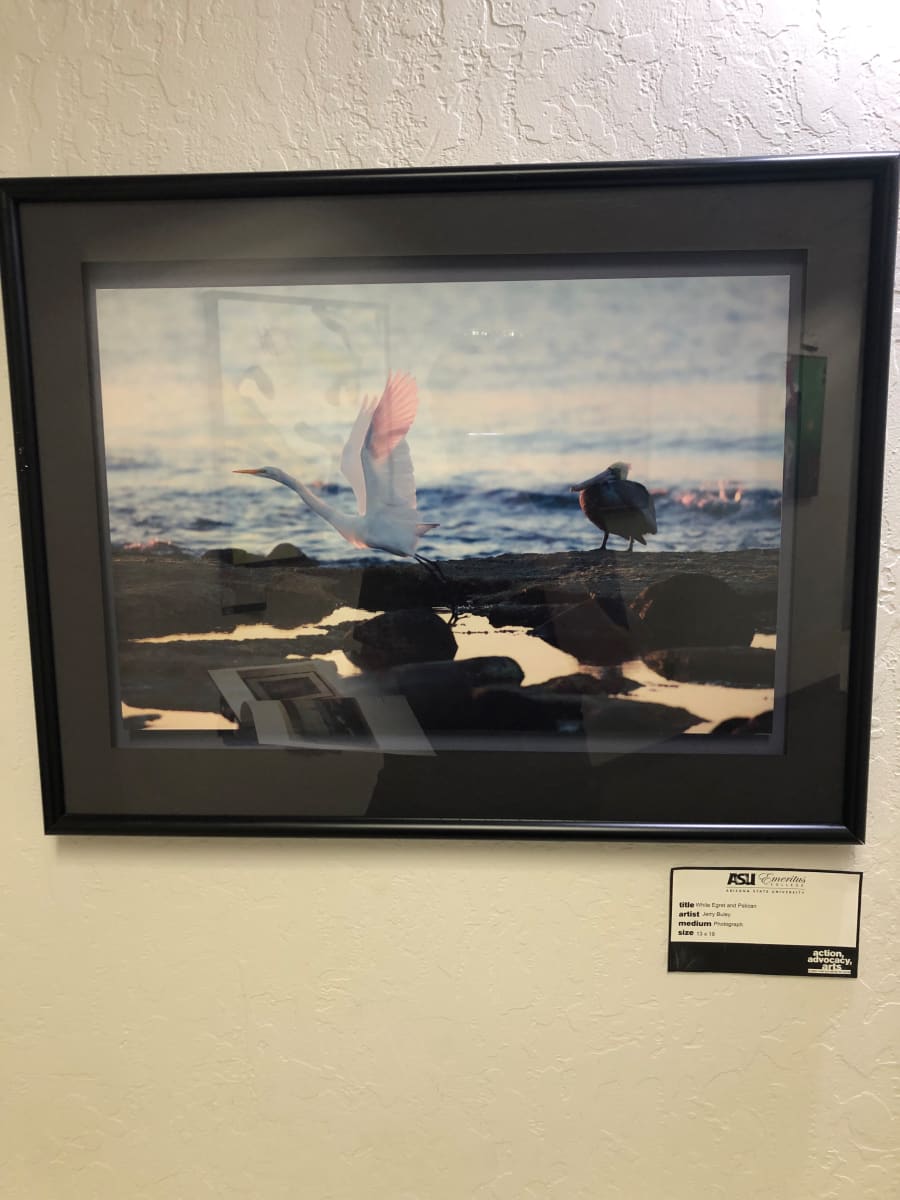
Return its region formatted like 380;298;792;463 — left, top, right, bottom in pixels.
92;255;796;758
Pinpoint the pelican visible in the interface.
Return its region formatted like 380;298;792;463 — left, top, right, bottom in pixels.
570;461;657;551
234;371;450;596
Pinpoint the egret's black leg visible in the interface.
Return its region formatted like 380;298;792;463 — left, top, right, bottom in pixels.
415;553;447;585
414;554;459;624
626;538;634;552
600;530;609;551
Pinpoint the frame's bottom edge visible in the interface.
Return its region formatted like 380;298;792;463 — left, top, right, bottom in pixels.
46;812;863;842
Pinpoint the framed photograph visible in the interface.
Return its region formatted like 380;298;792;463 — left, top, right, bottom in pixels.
1;155;897;839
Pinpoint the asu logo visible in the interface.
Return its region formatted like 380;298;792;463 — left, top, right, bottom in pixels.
726;871;756;886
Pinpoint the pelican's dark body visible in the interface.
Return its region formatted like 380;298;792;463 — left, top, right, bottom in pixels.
571;463;657;550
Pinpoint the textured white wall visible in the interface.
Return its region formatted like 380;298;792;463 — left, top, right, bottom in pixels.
1;3;899;1198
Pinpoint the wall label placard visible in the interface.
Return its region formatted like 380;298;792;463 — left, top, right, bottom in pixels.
668;867;862;978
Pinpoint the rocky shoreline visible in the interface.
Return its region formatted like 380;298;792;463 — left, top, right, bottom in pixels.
113;543;778;637
113;544;779;739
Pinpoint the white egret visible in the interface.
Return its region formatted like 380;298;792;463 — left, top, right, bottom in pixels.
570;461;657;551
234;371;452;602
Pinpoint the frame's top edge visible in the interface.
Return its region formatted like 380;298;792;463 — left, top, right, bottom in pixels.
2;152;899;202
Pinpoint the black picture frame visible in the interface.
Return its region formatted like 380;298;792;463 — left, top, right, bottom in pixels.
1;154;896;840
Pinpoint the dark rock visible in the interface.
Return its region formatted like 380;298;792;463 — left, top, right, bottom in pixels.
203;547;266;566
267;542;315;565
458;656;525;687
507;581;629;633
470;687;585;733
630;573;756;650
358;660;476;730
643;646;776;687
510;585;593;608
525;669;639;696
470;687;698;739
345;609;457;671
203;543;316;568
592;593;631;631
356;564;445;611
748;593;778;636
368;657;523;693
351;658;523;731
581;696;701;737
531;600;635;666
487;604;551;629
711;710;775;736
453;573;513;597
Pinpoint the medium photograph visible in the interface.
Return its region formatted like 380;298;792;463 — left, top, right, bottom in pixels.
95;259;793;752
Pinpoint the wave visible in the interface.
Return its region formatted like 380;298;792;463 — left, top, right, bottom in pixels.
413;482;782;520
106;454;159;472
644;431;784;455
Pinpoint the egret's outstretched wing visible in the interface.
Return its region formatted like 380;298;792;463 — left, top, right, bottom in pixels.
361;372;420;513
339;394;378;515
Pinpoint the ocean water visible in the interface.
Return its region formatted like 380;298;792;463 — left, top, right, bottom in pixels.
96;272;789;561
105;441;782;562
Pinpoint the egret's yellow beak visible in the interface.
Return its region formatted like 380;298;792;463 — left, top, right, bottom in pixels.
233;468;261;475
